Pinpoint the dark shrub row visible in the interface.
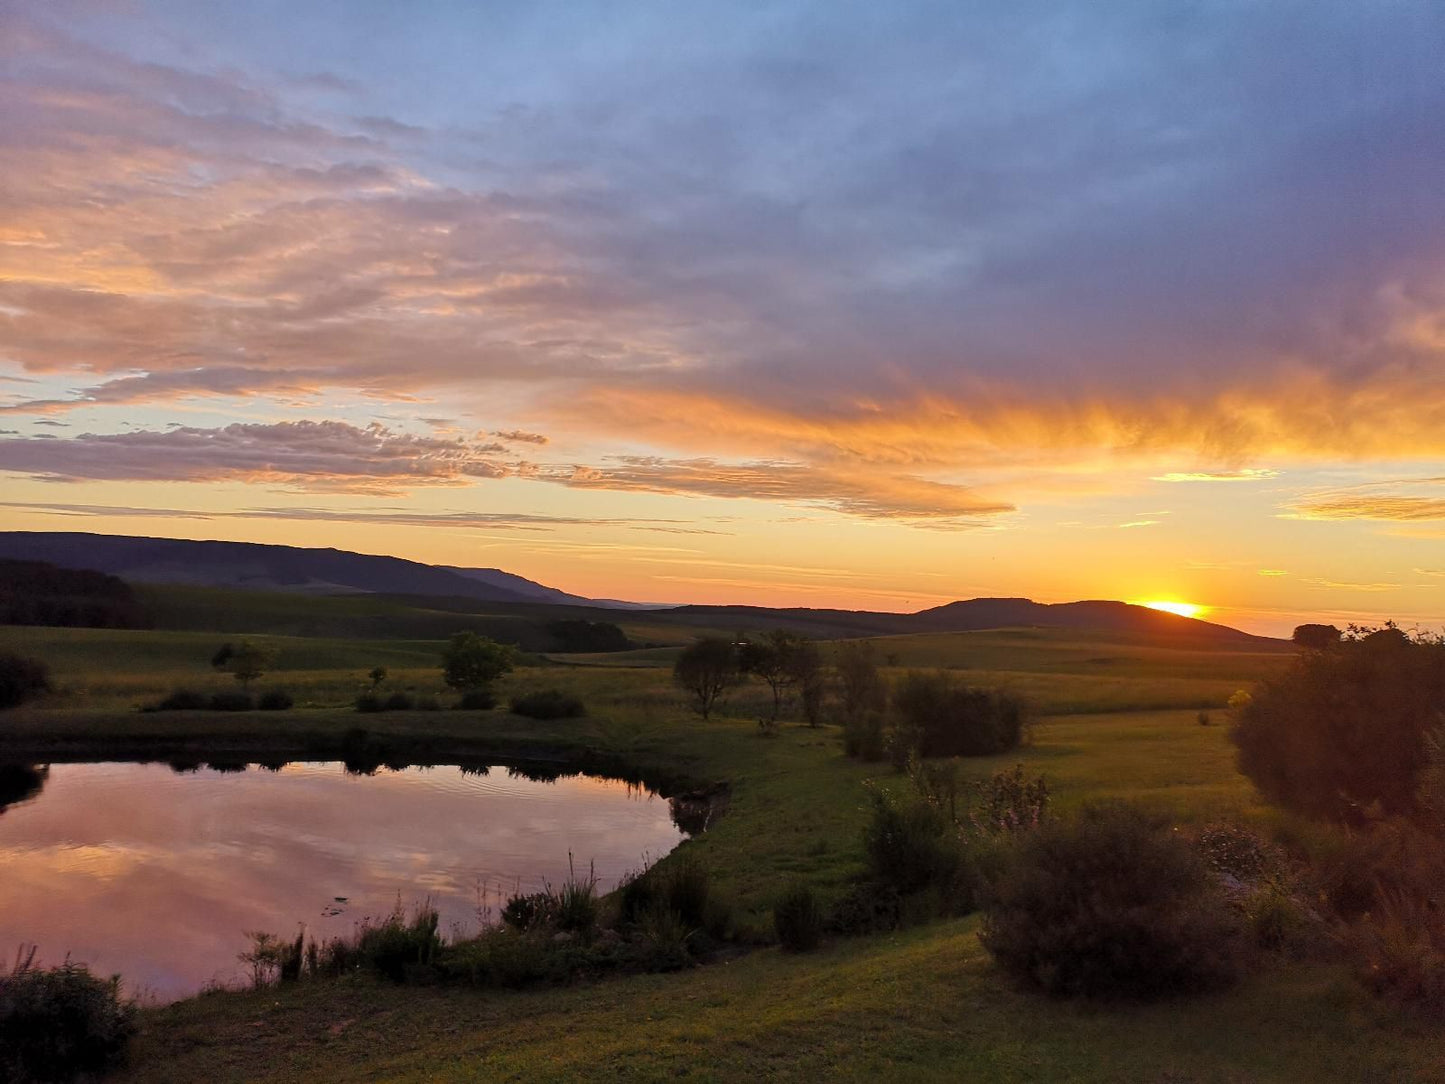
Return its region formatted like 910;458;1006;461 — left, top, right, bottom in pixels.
354;691;443;713
893;671;1027;757
144;688;294;712
510;689;587;719
0;653;50;710
1;949;137;1082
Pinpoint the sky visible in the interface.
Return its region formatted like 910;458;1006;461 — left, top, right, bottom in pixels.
1;0;1443;636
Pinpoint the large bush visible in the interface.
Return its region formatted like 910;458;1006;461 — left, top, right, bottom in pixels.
861;788;960;895
980;803;1246;1000
1232;627;1445;822
510;689;587;719
893;671;1027;757
0;951;137;1082
0;653;50;710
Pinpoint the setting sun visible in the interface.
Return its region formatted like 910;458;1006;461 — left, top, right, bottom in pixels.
1138;600;1207;619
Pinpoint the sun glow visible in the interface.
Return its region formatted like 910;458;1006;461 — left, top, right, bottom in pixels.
1138;600;1206;619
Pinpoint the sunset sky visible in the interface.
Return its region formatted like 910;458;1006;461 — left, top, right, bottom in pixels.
2;1;1443;635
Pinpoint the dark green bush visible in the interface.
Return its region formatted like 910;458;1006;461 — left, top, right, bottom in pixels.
148;688;208;712
355;902;441;982
257;689;293;711
862;788;960;895
773;884;824;951
0;950;137;1082
501;892;554;932
354;692;383;713
0;653;50;711
843;709;886;761
825;881;903;935
416;694;441;711
894;671;1027;757
980;803;1246;1000
206;690;253;711
383;691;415;711
510;689;587;720
1232;626;1445;822
456;689;497;710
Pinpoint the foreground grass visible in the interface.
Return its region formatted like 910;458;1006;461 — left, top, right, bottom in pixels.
7;624;1440;1080
122;919;1442;1084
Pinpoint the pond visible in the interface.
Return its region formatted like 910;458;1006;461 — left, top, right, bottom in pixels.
0;761;689;1001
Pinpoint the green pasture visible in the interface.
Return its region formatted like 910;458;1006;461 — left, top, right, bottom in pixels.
5;612;1439;1081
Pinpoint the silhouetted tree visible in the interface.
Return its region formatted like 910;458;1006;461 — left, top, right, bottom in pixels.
739;629;811;720
672;637;739;720
441;632;515;692
835;641;887;721
220;640;274;688
789;638;827;727
1233;624;1445;822
1292;623;1342;650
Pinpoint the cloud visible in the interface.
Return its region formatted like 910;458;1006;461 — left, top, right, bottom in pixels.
0;500;733;535
0;421;1010;522
0;0;1443;519
1288;479;1445;522
0;421;512;494
1154;469;1281;483
1258;569;1289;577
529;455;1013;522
494;430;549;445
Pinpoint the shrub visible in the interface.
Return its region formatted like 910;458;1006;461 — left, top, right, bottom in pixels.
456;689;497;710
510;689;586;720
148;688;208;712
773;884;824;952
416;694;441;711
501;892;554;932
207;690;253;711
980;803;1246;1000
383;691;415;711
441;631;514;693
0;653;50;710
1350;890;1445;1016
969;764;1050;835
0;948;137;1082
894;671;1027;757
862;788;960;895
355;901;441;982
354;692;382;713
825;881;903;936
257;689;293;711
1232;625;1445;822
843;709;886;761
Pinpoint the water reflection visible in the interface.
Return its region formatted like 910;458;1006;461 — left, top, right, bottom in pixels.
0;761;687;1001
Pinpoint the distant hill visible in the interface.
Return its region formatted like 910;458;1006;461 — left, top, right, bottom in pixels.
0;531;1278;646
0;532;623;608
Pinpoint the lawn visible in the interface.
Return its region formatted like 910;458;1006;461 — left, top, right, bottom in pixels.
3;621;1439;1081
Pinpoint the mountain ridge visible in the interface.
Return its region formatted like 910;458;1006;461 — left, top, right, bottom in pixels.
0;531;1278;643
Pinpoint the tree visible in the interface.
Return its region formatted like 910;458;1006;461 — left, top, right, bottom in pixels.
1232;625;1445;822
672;637;739;719
441;632;515;692
367;666;388;691
1292;623;1342;650
214;640;273;688
739;629;810;720
789;638;828;727
835;641;887;721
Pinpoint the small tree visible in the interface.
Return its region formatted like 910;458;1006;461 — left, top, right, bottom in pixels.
673;637;738;720
739;629;810;721
789;638;827;727
367;666;388;691
835;640;886;721
441;632;514;693
215;640;273;689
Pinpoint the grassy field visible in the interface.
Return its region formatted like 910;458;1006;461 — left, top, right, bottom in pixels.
4;618;1441;1081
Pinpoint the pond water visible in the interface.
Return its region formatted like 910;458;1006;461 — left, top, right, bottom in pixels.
0;761;687;1001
